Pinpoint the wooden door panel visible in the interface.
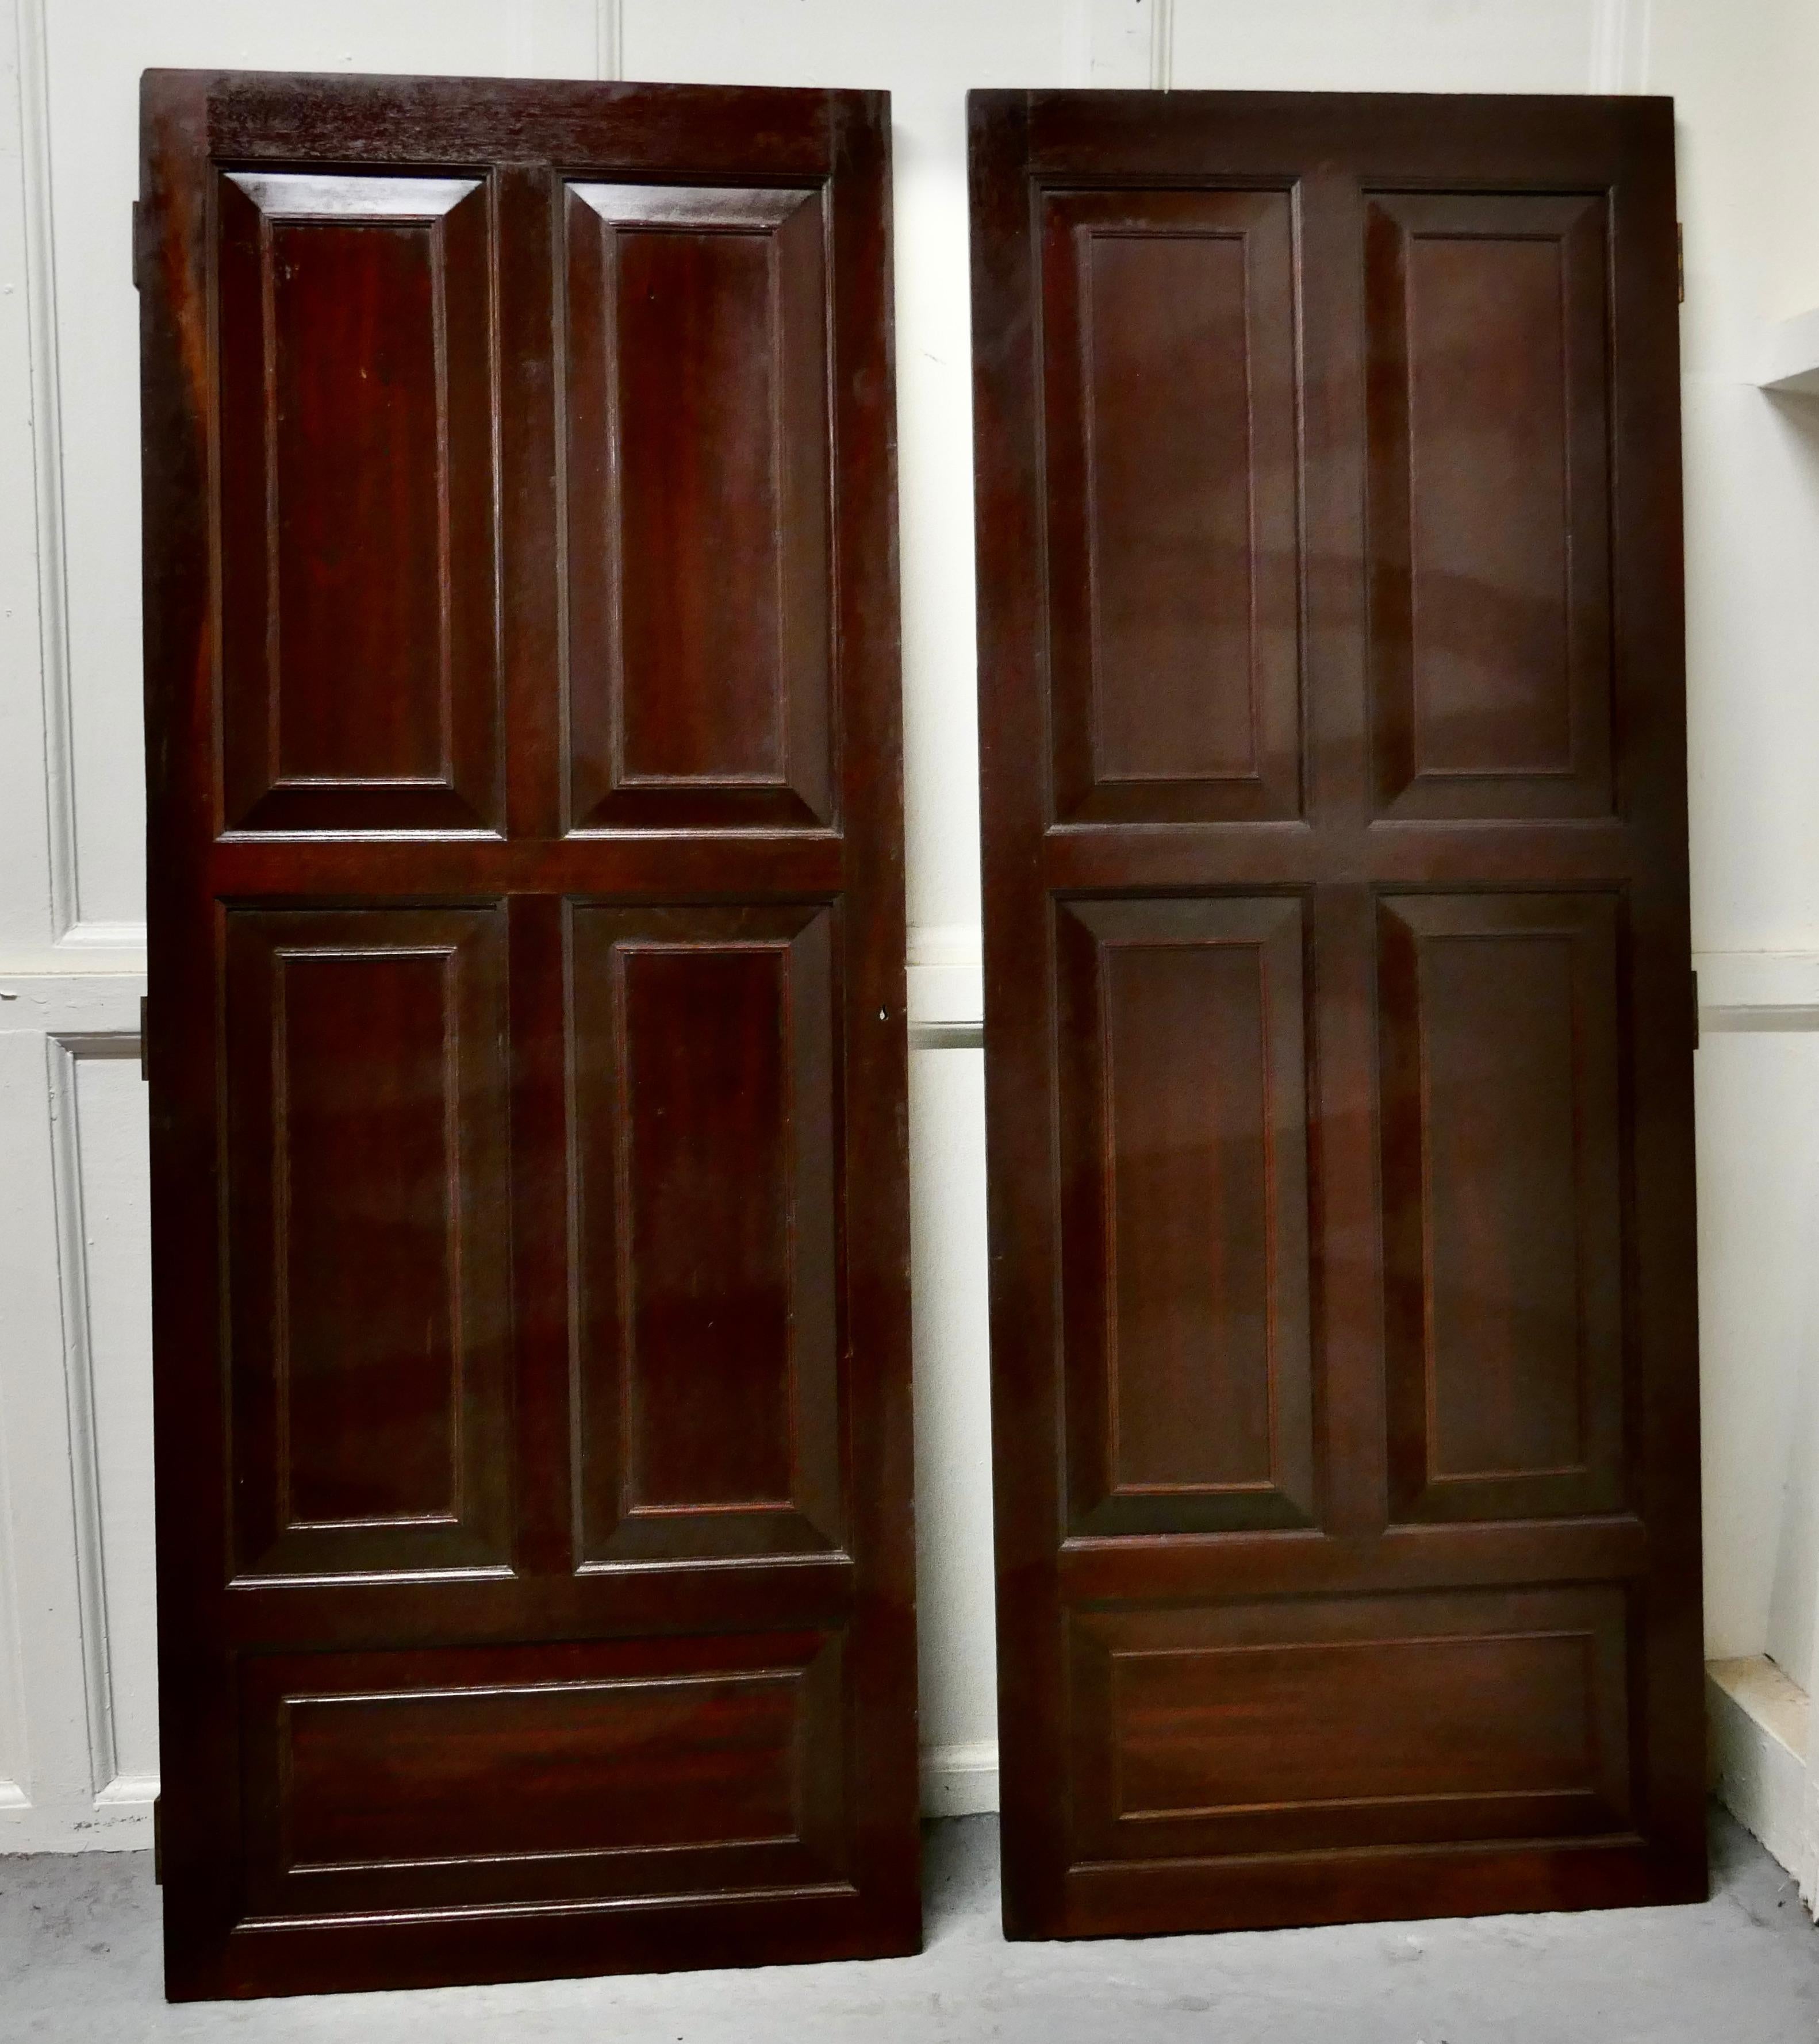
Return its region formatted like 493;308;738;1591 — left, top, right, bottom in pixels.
972;89;1700;1939
563;182;832;831
144;73;914;2000
1057;894;1314;1535
217;172;501;835
569;902;843;1563
223;906;512;1581
1380;892;1626;1523
1068;1586;1632;1863
237;1631;846;1919
1366;190;1613;819
1042;188;1301;823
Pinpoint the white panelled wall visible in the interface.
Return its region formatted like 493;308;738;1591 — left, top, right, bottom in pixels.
5;0;1819;1864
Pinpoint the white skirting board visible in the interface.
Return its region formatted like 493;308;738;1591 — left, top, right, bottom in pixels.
1707;1656;1816;1905
919;1742;1000;1820
0;1777;155;1855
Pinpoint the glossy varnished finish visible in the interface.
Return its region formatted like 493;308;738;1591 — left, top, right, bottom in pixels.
141;71;916;1998
969;90;1702;1938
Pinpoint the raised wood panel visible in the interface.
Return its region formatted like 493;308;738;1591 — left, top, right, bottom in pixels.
224;908;511;1578
1069;1586;1633;1862
238;1631;846;1917
569;902;843;1563
1379;893;1627;1522
1367;191;1613;819
1041;189;1301;824
217;172;501;834
1057;896;1313;1534
563;184;833;831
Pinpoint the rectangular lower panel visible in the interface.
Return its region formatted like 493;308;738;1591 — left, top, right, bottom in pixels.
238;1631;846;1919
1068;1586;1633;1864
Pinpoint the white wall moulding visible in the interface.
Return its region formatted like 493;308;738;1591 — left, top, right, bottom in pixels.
1591;0;1652;95
1152;0;1175;86
0;974;144;1033
51;922;148;958
1695;1031;1819;1681
908;923;983;1048
1066;0;1166;90
0;1790;153;1855
12;0;79;946
908;1050;996;1820
1759;309;1819;396
47;1035;156;1818
1707;1657;1813;1901
594;0;620;79
0;2;55;965
1697;950;1819;1031
0;1006;155;1853
920;1741;1000;1820
0;1039;32;1834
0;0;153;1812
48;1031;129;1801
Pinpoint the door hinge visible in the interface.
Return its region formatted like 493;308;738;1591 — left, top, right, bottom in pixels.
1693;967;1701;1050
139;994;148;1081
152;1795;162;1884
1678;222;1684;303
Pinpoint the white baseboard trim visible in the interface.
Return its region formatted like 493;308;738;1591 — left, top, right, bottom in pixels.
0;1788;153;1853
94;1773;159;1808
1708;1655;1813;1893
1696;950;1819;1031
54;920;148;957
906;923;983;1042
920;1739;999;1818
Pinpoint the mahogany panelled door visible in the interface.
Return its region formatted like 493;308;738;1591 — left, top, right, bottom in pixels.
139;72;917;1997
969;90;1704;1937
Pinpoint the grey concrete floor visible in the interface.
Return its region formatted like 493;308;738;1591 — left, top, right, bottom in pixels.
3;1809;1816;2042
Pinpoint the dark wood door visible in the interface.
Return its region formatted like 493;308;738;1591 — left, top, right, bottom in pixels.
969;89;1703;1937
140;71;916;1999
